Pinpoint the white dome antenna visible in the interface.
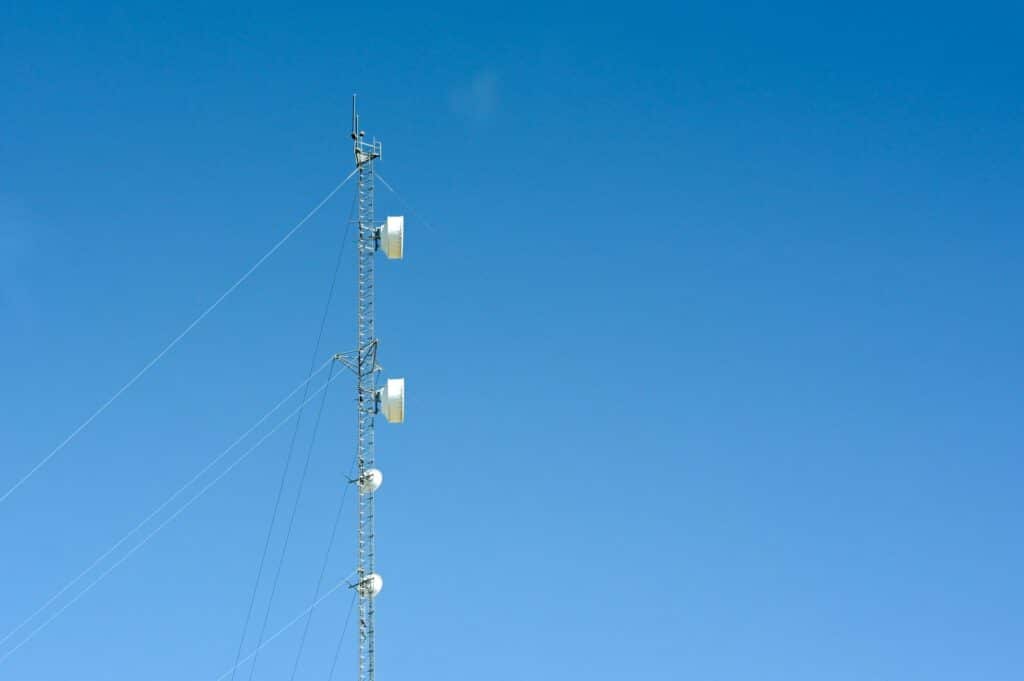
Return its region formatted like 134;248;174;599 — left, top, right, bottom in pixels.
359;468;383;494
357;573;384;598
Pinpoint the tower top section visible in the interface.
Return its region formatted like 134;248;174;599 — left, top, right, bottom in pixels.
351;94;382;166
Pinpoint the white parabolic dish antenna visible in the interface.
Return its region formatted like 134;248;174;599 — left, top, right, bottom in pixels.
359;573;384;598
360;468;383;493
380;215;404;260
379;378;405;423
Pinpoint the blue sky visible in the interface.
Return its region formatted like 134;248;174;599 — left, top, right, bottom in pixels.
1;2;1022;679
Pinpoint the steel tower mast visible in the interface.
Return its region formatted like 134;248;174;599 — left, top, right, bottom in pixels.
347;95;404;681
353;95;380;681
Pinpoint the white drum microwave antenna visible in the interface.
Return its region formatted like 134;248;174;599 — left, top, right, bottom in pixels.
378;378;405;424
378;215;404;259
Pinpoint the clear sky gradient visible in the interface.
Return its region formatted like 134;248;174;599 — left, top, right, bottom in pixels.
1;2;1022;680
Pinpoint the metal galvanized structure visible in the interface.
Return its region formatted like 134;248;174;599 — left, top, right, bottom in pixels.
352;98;382;681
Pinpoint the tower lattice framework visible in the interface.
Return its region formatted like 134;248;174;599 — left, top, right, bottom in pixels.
353;112;381;681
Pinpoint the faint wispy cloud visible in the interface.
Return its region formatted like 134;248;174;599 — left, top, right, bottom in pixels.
450;70;499;122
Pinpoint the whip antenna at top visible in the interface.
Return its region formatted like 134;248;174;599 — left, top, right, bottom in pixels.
351;93;359;141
